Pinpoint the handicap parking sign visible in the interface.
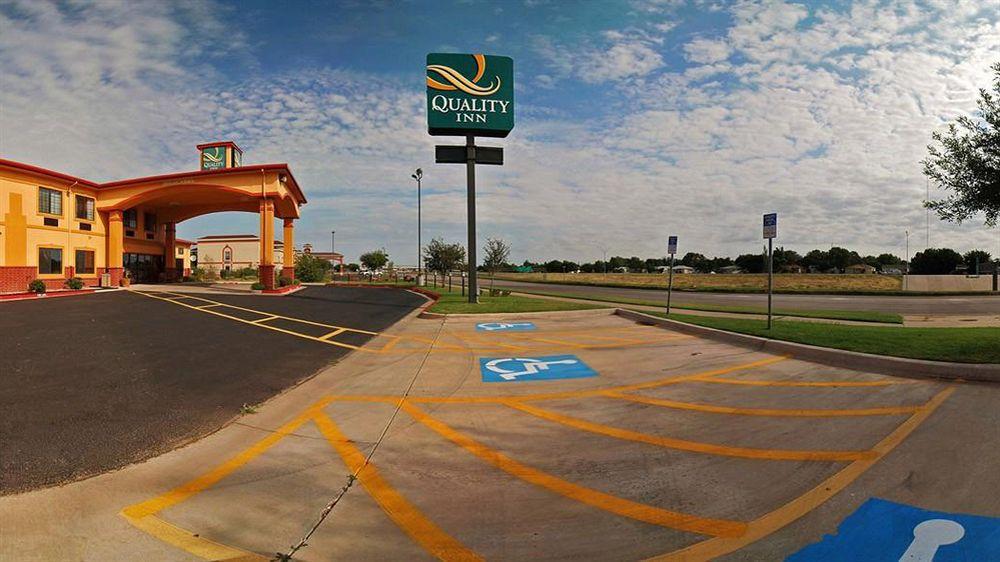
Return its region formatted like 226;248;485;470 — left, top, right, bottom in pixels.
480;355;597;382
475;322;536;332
787;498;1000;561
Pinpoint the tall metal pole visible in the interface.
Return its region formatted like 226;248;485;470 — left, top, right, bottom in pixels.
767;238;774;329
417;175;422;283
331;230;336;273
466;135;478;303
666;254;675;315
926;178;930;248
905;229;909;291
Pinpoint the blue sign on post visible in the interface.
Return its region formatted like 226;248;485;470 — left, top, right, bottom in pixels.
787;498;1000;561
480;355;597;382
667;236;678;255
475;322;536;332
763;212;778;239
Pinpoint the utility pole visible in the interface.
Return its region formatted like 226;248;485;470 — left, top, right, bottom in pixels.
926;178;930;249
905;229;909;291
331;230;336;272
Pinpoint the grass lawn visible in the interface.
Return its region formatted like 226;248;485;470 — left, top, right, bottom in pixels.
493;272;904;293
509;288;903;324
639;310;1000;364
426;287;608;314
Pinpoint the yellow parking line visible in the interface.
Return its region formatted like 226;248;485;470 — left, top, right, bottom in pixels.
694;376;906;388
313;412;482;561
319;328;347;340
651;386;956;561
130;290;365;351
196;303;223;309
250;315;279;324
607;392;919;417
504;401;874;462
399;401;747;538
121;397;333;559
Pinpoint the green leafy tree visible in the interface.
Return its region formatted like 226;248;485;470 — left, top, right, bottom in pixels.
295;253;332;282
734;253;766;273
424;238;465;274
964;249;993;273
923;62;1000;227
828;247;862;272
910;248;963;274
359;248;389;272
483;237;511;289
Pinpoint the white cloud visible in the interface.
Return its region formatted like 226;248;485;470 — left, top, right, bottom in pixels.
684;37;732;64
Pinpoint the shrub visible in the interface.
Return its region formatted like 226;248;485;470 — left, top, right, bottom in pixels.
182;275;193;282
65;277;85;290
237;266;257;279
278;276;290;287
28;279;46;294
250;282;266;290
295;253;332;282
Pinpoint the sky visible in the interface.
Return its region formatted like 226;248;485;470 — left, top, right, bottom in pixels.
1;0;999;265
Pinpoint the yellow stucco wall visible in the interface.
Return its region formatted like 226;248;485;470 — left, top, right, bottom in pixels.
196;238;285;272
0;169;107;279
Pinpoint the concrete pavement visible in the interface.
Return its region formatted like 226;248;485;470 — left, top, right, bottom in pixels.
3;307;997;561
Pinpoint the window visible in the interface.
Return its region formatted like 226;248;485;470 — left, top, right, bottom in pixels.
75;195;95;221
223;248;232;262
144;212;156;232
38;247;63;274
75;250;95;274
38;187;62;215
123;209;138;229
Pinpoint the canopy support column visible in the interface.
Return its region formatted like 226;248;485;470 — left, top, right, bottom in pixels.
106;210;125;286
281;218;295;283
258;198;276;290
163;222;178;282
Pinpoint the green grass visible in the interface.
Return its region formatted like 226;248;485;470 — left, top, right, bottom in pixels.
638;310;1000;364
508;288;903;324
426;287;607;314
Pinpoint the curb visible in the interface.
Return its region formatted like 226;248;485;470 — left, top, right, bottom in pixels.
615;308;1000;383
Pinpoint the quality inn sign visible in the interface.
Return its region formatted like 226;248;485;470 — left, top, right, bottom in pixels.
426;53;514;138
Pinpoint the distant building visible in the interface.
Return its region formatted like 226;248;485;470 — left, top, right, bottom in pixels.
668;265;695;274
717;265;744;274
196;234;286;274
301;243;344;270
845;263;876;274
781;264;805;274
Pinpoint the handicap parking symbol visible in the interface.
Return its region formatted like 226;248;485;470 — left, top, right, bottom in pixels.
787;498;1000;561
480;355;597;382
475;322;536;332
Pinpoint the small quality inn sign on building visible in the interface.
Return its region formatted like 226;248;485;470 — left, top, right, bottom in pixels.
426;53;514;138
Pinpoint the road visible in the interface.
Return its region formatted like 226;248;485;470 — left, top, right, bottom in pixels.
485;278;1000;315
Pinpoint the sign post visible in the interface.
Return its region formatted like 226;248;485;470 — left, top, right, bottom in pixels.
427;53;514;303
666;236;677;315
763;213;777;329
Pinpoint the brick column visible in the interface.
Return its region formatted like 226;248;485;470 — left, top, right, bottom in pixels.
281;218;295;282
259;199;276;290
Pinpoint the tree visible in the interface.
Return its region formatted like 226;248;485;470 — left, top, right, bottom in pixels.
828;247;861;272
734;253;766;273
801;249;831;272
483;237;511;289
875;253;903;272
923;62;1000;227
910;248;963;275
359;248;389;272
964;249;993;273
295;253;332;282
424;238;465;275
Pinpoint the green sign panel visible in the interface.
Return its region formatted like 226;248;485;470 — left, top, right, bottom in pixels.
426;53;514;138
201;146;226;170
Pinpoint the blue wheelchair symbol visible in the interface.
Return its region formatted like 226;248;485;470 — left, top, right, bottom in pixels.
787;498;1000;561
476;322;536;332
480;355;597;382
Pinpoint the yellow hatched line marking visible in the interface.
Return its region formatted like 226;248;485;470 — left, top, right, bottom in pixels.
196;303;223;309
325;355;791;405
120;398;333;560
251;315;279;324
503;401;873;462
694;376;905;388
313;412;482;561
650;386;956;561
607;391;920;417
398;400;747;538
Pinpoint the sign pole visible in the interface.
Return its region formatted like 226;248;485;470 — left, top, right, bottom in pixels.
466;134;478;303
666;254;675;315
767;237;773;329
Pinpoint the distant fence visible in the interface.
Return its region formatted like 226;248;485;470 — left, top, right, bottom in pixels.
903;275;996;292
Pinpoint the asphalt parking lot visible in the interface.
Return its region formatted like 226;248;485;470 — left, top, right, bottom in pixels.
0;286;425;494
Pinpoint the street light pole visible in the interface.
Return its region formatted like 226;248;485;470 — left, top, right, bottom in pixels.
331;230;337;274
411;168;423;285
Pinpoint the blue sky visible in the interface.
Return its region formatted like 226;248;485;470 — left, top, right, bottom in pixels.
1;0;999;265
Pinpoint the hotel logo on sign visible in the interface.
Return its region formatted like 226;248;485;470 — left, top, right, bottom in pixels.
427;53;514;138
